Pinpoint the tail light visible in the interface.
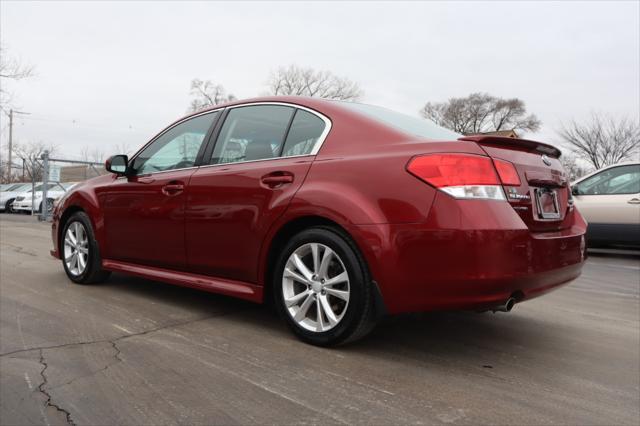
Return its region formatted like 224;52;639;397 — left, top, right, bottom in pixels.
407;154;513;200
493;159;521;186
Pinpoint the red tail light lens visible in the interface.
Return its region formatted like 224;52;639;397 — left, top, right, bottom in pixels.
493;159;521;186
407;154;500;187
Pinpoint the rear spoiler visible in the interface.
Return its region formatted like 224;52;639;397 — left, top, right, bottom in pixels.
459;135;562;158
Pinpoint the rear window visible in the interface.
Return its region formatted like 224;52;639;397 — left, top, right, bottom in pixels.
338;102;462;140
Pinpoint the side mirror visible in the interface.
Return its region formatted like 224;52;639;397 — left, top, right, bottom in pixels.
105;155;129;175
571;186;580;196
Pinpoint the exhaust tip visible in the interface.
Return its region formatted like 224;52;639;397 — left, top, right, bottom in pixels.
491;297;516;313
505;297;516;312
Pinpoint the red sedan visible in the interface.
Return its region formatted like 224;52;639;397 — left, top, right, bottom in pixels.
51;97;587;346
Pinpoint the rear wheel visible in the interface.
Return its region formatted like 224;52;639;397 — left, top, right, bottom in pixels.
38;198;54;214
61;212;111;284
274;227;376;346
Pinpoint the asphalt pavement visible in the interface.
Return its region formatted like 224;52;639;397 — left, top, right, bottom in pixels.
1;213;638;425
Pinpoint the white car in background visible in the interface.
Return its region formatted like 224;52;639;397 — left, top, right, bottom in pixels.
11;182;77;214
0;183;33;213
571;162;640;247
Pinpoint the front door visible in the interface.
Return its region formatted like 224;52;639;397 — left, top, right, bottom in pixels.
101;111;220;269
185;104;330;283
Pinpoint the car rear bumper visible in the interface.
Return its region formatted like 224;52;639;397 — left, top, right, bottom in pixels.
348;193;587;315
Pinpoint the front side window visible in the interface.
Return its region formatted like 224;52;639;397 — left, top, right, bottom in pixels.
210;105;294;164
281;109;326;157
575;165;640;195
132;112;218;175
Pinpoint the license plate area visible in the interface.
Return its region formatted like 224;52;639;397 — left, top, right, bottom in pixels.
534;187;560;220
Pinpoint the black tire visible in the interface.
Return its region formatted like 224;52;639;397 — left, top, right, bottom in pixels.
4;198;14;213
38;198;54;214
273;226;377;346
61;211;111;284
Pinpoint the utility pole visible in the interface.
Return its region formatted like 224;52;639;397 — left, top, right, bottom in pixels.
7;109;13;181
5;109;30;182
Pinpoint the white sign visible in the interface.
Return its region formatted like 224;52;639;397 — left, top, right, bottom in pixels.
48;165;61;182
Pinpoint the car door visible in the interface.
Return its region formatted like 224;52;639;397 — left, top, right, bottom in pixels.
100;111;220;269
185;104;330;283
573;164;640;244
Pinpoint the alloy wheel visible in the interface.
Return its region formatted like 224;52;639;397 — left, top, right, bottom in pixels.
64;221;89;276
282;243;350;332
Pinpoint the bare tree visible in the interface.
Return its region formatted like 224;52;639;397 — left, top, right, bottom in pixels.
559;113;640;170
0;45;35;109
13;141;57;182
188;79;236;112
560;152;589;181
80;146;106;163
113;142;134;156
420;93;541;135
266;65;363;101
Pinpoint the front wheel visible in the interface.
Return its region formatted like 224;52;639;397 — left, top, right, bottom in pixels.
4;198;15;213
61;211;111;284
274;227;377;346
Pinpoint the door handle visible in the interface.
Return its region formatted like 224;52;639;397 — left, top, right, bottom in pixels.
162;183;184;196
261;172;294;188
628;198;640;205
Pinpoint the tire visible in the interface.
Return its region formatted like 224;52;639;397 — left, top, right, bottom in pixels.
4;198;14;213
273;226;377;346
61;211;111;284
38;199;54;214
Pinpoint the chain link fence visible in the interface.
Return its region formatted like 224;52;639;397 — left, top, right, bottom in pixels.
29;151;104;221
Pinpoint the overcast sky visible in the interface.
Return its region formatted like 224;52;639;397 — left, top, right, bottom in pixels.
1;0;638;160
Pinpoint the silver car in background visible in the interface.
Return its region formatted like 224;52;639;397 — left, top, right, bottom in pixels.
571;162;640;247
11;182;77;214
0;183;33;213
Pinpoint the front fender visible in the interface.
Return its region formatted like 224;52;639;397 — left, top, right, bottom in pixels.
54;176;111;257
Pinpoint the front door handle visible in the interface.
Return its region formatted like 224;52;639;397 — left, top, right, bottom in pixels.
628;198;640;205
261;172;294;188
162;182;184;196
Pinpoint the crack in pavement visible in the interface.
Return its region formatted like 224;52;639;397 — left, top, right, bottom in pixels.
1;309;249;358
2;243;39;257
37;349;76;426
48;340;123;392
3;308;255;425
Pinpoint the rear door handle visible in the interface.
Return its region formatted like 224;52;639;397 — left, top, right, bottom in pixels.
162;182;184;196
261;172;294;188
628;198;640;205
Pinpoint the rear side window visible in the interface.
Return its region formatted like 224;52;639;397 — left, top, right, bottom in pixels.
281;110;326;157
211;105;295;164
338;101;462;140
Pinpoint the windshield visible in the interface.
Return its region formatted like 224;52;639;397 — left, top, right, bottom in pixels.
6;183;26;191
338;101;462;140
29;183;59;192
11;184;32;192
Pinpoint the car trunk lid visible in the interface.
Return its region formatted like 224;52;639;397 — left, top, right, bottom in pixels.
459;135;571;232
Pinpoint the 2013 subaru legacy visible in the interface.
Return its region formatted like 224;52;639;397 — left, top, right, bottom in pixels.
51;97;587;346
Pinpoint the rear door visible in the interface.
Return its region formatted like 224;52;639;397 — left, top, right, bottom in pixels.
185;104;330;283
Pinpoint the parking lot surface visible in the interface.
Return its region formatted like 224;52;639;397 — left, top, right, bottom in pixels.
0;213;638;425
